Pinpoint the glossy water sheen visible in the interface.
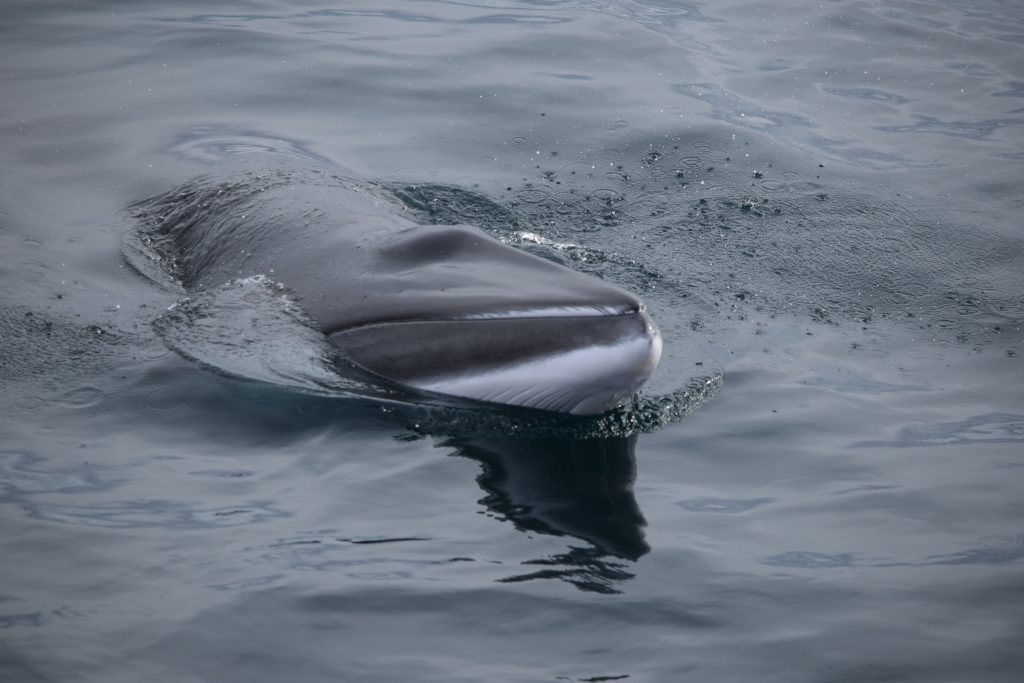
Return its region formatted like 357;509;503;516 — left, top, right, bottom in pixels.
1;2;1022;682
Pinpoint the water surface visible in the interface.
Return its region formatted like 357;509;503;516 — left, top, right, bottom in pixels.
1;1;1022;681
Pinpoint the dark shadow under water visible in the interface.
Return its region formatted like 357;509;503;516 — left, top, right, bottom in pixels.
219;376;654;593
448;433;647;594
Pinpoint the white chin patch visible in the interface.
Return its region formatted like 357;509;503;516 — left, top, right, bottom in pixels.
412;333;662;416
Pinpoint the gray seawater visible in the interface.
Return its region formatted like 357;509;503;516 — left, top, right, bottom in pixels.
1;1;1022;681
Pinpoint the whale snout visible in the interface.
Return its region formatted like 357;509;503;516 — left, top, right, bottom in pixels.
317;223;663;415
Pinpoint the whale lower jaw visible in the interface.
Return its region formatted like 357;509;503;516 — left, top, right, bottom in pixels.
415;332;661;415
328;312;662;416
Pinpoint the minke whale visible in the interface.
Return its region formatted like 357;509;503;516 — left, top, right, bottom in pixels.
130;170;661;415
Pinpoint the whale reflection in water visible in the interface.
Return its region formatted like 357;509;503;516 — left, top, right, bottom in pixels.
447;433;647;594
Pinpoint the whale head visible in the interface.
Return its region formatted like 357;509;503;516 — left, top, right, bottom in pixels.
129;173;660;415
324;225;662;415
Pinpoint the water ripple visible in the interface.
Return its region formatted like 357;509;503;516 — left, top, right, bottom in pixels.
24;500;289;529
822;86;909;104
875;115;1022;139
852;413;1024;448
676;498;772;513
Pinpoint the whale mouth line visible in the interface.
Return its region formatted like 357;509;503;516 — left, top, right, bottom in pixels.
323;306;645;336
455;303;643;320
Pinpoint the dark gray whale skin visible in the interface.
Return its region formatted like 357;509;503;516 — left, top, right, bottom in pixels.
133;170;661;414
